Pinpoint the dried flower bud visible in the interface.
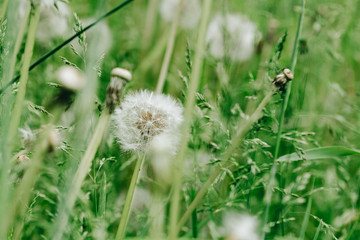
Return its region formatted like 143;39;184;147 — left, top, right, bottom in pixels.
56;66;85;91
17;155;30;163
272;68;294;91
105;68;132;113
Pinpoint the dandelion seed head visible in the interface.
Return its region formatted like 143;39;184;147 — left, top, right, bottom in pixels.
223;212;260;240
206;13;259;62
113;90;183;153
159;0;202;29
56;66;85;91
36;1;72;45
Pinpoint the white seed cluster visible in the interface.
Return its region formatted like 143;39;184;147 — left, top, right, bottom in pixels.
113;90;183;153
206;13;259;62
159;0;202;29
223;212;261;240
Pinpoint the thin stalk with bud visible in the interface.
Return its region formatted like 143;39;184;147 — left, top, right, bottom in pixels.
262;1;305;238
168;0;212;237
51;68;131;240
155;0;183;93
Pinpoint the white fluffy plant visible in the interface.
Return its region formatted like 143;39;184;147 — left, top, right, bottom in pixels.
206;13;260;62
159;0;202;29
222;212;261;240
113;90;183;240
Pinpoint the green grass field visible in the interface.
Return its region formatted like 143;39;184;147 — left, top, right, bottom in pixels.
0;0;359;239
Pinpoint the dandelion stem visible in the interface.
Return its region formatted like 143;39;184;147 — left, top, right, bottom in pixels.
0;0;135;95
175;90;274;234
0;0;8;22
141;0;159;53
262;1;305;238
51;109;111;240
7;4;40;149
7;108;63;240
155;0;183;93
168;0;212;238
115;154;146;240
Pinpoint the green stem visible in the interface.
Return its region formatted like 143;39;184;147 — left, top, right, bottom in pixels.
51;109;110;240
141;0;159;53
7;5;40;148
168;0;212;238
7;108;63;240
115;154;146;240
0;0;8;21
155;0;183;93
263;1;305;238
175;91;274;235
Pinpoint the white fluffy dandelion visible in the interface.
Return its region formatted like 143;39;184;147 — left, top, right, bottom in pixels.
223;212;261;240
36;1;72;45
113;90;183;153
159;0;202;29
206;13;259;62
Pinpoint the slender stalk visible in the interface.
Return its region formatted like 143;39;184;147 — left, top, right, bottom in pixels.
51;109;111;240
168;0;212;238
9;3;31;83
7;108;63;240
262;1;306;239
0;0;135;95
141;0;159;52
312;220;322;240
175;91;274;234
155;0;183;93
0;0;8;21
7;5;40;148
115;154;146;240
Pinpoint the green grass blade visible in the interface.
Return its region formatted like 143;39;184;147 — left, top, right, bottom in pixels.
277;146;360;162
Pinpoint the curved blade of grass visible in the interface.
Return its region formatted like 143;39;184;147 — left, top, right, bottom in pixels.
0;0;135;95
277;146;360;162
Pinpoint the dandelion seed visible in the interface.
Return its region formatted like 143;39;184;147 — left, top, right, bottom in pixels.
113;90;183;153
206;13;259;62
159;0;202;29
223;212;261;240
56;66;85;91
36;1;72;45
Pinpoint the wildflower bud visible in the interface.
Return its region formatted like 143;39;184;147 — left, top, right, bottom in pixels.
272;68;294;91
17;155;30;163
56;66;85;91
105;68;132;114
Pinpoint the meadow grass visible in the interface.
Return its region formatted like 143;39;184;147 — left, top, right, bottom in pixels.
0;0;360;239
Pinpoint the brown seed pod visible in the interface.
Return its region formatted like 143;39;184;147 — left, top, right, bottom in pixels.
272;68;294;91
105;68;132;113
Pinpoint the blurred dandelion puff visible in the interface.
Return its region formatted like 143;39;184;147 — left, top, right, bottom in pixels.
113;90;183;154
222;212;261;240
159;0;202;29
206;13;260;62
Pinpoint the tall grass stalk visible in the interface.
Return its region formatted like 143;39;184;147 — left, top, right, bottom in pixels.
155;0;183;93
7;4;40;148
0;0;8;21
141;0;159;53
262;1;305;239
6;108;63;240
115;154;146;240
168;0;212;238
51;110;111;240
175;90;275;234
